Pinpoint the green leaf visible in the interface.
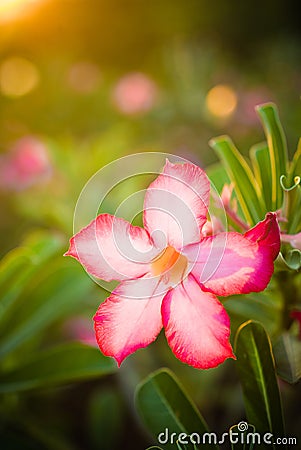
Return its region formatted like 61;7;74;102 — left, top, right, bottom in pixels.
273;333;301;384
0;342;116;392
284;249;301;270
136;368;218;450
225;288;283;338
206;162;231;193
288;138;301;183
234;321;285;446
249;141;272;211
209;135;264;225
0;259;96;358
276;252;301;272
256;103;288;210
0;231;63;325
280;175;301;234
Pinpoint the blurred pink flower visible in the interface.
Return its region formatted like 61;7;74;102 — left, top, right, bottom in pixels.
66;160;280;369
64;317;98;347
281;232;301;251
221;183;234;209
0;137;51;191
201;216;224;236
220;183;249;231
239;88;274;125
112;72;157;115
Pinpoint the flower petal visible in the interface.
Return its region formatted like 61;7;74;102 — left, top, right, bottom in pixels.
143;159;210;250
244;212;280;260
94;277;164;365
162;274;234;369
185;214;279;296
65;214;157;281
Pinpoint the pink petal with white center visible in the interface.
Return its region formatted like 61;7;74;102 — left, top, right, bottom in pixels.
162;274;234;369
184;214;279;296
93;276;165;365
65;214;157;282
143;160;210;250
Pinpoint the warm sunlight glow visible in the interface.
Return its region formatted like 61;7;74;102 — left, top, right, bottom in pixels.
206;84;237;118
0;0;44;22
0;57;40;97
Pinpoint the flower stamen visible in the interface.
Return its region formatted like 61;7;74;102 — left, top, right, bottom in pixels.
151;245;188;285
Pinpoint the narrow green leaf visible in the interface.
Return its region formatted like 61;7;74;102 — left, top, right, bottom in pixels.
0;260;96;357
234;321;285;447
284;250;301;270
0;231;63;324
209;135;264;225
136;368;218;450
0;342;116;392
273;333;301;384
276;251;301;271
206;162;231;193
288;138;301;183
225;288;283;338
256;103;288;210
279;175;301;234
249;141;272;211
280;176;301;221
287;187;301;234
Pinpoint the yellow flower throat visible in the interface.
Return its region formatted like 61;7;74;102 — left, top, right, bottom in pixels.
151;245;188;285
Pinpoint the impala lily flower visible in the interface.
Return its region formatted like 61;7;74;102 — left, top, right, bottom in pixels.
65;160;280;369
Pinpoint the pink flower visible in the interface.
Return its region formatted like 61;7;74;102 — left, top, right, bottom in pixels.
0;137;51;191
112;72;157;115
201;216;224;236
281;232;301;251
64;317;98;347
238;88;274;125
65;160;280;369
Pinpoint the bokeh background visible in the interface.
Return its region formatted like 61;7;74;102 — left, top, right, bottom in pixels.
0;1;301;449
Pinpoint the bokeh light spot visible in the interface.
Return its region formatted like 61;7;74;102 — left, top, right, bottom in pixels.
0;0;44;22
0;56;40;98
67;61;102;94
206;84;237;118
112;72;158;115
